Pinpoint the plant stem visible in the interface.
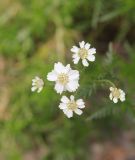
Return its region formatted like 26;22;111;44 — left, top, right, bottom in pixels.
95;79;116;88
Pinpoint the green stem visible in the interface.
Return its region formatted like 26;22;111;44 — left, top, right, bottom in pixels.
95;79;116;88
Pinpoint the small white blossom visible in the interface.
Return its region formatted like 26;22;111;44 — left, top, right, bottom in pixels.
59;95;85;118
109;87;126;103
31;76;44;93
71;41;96;67
47;62;79;94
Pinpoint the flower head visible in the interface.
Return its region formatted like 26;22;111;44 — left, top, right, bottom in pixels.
71;41;96;67
59;95;85;118
109;87;125;103
31;76;44;93
47;62;79;94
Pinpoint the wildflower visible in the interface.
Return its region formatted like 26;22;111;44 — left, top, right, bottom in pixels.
59;95;85;118
109;87;126;103
31;76;44;93
47;62;79;94
71;41;96;67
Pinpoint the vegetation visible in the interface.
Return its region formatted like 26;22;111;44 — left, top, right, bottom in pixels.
0;0;135;159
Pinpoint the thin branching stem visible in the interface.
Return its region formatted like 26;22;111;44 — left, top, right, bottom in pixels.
95;79;116;88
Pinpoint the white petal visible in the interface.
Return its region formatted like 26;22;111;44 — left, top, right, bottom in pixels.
88;48;96;54
113;97;118;103
54;62;65;73
54;83;64;94
82;59;89;67
87;54;95;62
119;89;125;96
64;109;73;118
32;79;36;82
32;82;36;86
59;103;67;109
73;53;79;59
109;93;113;100
35;76;40;80
61;96;69;103
37;87;43;93
79;41;85;48
71;46;79;53
66;80;79;92
74;109;83;115
65;64;71;73
120;95;125;102
68;70;79;80
110;87;114;91
76;99;84;106
47;71;57;81
73;57;80;64
31;86;37;92
78;105;85;109
70;95;74;101
85;43;90;50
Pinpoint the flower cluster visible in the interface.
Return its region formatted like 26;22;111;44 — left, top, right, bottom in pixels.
47;63;79;94
71;41;96;67
31;76;44;93
31;41;126;118
109;87;125;103
59;95;85;118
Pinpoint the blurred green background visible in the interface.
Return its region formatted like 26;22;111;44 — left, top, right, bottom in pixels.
0;0;135;159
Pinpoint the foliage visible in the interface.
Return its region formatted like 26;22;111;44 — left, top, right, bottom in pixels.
0;0;135;159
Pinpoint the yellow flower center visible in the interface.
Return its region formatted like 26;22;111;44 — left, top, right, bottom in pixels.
112;88;120;98
36;79;44;88
78;48;88;59
67;101;77;110
57;73;69;85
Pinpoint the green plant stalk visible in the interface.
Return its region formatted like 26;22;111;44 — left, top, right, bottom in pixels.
95;79;116;88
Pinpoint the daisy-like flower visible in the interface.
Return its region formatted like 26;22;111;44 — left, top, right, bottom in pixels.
109;87;126;103
71;41;96;67
47;62;79;94
59;95;85;118
31;76;44;93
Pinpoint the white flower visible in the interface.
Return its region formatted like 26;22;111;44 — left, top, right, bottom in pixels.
71;41;96;67
31;76;44;93
47;62;79;94
59;95;85;118
109;87;126;103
